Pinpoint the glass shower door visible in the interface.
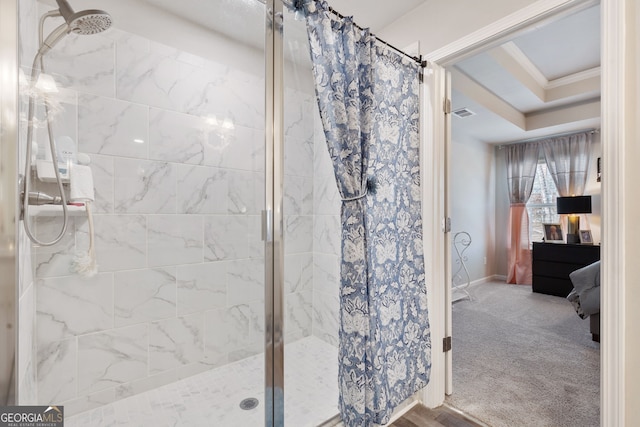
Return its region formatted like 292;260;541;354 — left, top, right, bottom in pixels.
280;5;341;426
16;0;270;425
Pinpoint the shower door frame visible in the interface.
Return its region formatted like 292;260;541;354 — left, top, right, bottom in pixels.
265;0;285;426
0;0;19;407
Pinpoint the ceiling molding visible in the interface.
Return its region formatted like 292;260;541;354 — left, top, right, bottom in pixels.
547;66;601;88
525;98;600;130
546;75;600;102
453;62;600;133
451;68;526;130
438;0;601;146
425;0;599;65
490;42;601;103
497;47;601;92
499;42;548;88
489;43;546;101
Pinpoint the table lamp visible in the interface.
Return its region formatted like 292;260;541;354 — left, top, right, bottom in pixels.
556;196;592;244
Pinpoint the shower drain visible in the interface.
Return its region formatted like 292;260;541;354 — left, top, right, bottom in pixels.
239;397;259;410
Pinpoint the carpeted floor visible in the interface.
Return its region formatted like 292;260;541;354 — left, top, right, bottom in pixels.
446;281;600;427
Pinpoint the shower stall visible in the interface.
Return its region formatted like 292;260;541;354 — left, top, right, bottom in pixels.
1;0;342;425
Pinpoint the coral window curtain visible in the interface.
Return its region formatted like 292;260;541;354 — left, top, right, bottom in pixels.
302;0;431;425
506;143;539;284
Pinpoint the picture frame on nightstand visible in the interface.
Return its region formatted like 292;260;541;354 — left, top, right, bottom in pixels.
543;223;564;243
579;230;594;245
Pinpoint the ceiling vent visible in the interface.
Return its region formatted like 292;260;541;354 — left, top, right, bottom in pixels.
452;107;476;118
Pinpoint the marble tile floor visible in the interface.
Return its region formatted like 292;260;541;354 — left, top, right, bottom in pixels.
67;336;339;427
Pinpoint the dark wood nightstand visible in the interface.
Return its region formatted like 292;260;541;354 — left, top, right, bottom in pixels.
532;242;601;297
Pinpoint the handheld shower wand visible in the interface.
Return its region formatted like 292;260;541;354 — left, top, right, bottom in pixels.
39;0;113;54
22;0;111;246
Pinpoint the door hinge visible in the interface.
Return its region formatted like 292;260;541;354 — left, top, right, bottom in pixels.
442;217;451;233
443;336;452;352
443;98;452;114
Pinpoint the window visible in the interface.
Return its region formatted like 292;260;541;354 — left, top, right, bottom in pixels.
527;162;559;242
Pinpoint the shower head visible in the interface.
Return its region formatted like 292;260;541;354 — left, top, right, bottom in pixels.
38;1;112;55
64;9;113;35
55;0;112;34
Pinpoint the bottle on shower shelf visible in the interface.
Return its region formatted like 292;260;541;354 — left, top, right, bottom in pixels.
55;135;76;179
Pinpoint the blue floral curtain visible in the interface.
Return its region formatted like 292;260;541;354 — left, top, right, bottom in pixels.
302;1;431;425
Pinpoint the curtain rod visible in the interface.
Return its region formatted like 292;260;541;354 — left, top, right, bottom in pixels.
290;0;426;67
325;5;425;67
498;128;600;148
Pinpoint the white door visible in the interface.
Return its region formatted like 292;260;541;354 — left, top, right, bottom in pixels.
443;70;453;396
419;62;452;406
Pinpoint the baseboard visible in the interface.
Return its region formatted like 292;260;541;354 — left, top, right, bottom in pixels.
466;274;506;288
453;275;502;302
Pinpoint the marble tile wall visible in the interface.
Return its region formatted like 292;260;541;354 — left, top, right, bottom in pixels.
312;110;341;348
16;0;343;417
17;17;316;414
284;92;315;342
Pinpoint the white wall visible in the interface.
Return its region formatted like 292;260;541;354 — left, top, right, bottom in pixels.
450;132;496;283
